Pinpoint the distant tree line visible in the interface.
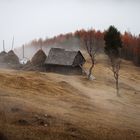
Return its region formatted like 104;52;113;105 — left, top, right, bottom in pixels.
29;29;140;66
75;29;140;66
121;32;140;66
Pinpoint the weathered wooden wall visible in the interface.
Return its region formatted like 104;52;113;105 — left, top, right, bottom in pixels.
45;64;83;75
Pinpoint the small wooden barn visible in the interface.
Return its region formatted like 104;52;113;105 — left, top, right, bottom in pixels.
45;48;86;75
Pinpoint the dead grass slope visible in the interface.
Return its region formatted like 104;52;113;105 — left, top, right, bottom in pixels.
0;54;140;140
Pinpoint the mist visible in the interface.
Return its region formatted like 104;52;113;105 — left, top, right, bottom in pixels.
0;0;140;52
14;37;81;60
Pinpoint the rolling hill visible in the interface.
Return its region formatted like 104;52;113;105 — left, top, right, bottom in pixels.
0;53;140;140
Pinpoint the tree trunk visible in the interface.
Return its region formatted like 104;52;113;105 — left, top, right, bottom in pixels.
88;63;94;80
116;76;120;97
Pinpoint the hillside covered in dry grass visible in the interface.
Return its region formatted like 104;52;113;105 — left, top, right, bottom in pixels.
0;54;140;140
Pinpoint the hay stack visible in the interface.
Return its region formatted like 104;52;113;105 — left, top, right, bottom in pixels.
4;50;19;64
0;51;7;56
0;51;7;62
31;49;46;66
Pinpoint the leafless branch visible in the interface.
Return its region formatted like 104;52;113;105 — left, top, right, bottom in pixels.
82;31;99;80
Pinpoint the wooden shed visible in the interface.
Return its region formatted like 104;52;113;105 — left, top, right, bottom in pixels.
45;48;86;75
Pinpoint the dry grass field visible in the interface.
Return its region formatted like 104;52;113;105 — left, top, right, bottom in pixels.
0;54;140;140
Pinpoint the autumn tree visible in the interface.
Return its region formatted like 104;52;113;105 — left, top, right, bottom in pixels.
104;26;122;96
121;32;140;66
82;29;98;80
29;29;140;67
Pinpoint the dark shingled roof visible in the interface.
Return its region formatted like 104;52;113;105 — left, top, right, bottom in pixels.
45;48;81;66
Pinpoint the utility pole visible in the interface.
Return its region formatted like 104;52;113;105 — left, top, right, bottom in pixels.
22;45;25;58
11;36;14;50
40;41;42;50
3;40;5;52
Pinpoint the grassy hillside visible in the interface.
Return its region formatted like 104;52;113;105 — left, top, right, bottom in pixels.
0;54;140;140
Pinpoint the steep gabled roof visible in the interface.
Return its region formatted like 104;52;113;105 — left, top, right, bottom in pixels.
45;48;81;66
31;49;47;65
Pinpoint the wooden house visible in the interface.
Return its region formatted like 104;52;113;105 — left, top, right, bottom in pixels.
45;48;85;75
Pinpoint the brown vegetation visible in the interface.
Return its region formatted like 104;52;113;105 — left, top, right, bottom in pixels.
31;49;47;66
29;29;140;66
0;54;140;140
4;50;19;64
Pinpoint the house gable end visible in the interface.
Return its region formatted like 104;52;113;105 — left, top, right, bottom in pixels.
73;51;86;66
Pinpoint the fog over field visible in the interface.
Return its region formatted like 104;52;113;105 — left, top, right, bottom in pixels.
0;0;140;51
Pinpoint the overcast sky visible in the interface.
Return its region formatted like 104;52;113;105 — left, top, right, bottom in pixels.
0;0;140;51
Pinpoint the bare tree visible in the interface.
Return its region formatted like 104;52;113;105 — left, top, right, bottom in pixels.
109;55;121;96
83;30;98;80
